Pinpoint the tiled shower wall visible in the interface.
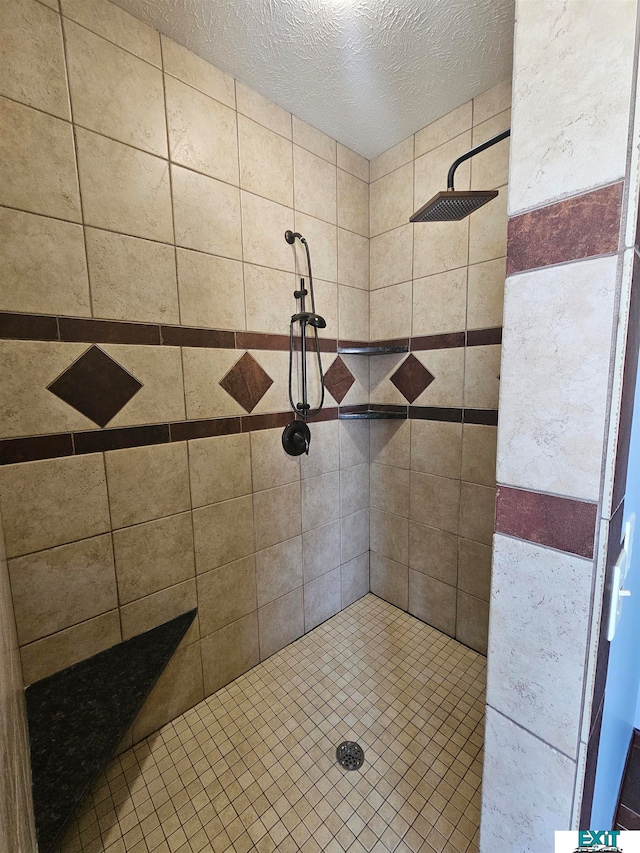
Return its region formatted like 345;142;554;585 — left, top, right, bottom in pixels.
0;0;372;746
365;83;510;655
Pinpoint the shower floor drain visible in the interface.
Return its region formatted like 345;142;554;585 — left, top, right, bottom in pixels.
336;741;365;771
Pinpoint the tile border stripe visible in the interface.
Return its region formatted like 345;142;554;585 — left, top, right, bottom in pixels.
495;485;598;558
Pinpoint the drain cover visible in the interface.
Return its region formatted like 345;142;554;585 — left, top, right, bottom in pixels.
336;741;365;771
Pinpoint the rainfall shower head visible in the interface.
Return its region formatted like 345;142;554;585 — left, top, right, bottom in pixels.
292;311;327;329
410;128;510;223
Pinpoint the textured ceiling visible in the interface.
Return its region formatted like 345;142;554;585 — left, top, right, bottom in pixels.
111;0;515;160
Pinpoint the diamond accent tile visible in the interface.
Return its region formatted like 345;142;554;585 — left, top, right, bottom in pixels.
220;352;274;412
324;356;355;403
390;353;435;403
47;346;143;428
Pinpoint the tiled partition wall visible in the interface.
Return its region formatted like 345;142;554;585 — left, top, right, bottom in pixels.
480;1;640;850
365;81;510;655
0;0;372;746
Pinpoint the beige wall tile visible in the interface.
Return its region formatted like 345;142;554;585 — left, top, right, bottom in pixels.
294;212;337;282
0;97;81;221
20;610;120;685
458;537;491;602
301;471;340;533
201;612;259;695
166;75;238;185
64;21;167;156
340;418;371;469
415;132;471;203
341;553;369;607
369;351;409;407
370;463;409;517
189;433;251;508
461;424;497;486
412;349;464;408
241;191;295;272
467;257;505;330
310;278;338;340
172;164;241;258
254;483;300;550
236;81;291;139
340;463;369;516
76;128;172;241
370;552;408;610
370;509;408;566
409;570;455;636
340;353;369;406
473;77;512;125
412;268;467;337
1;0;70;119
409;471;460;534
370;281;411;341
459;482;495;546
464;345;501;410
469;188;507;266
244;264;296;335
62;0;161;66
105;442;190;529
293;117;336;164
160;35;234;107
338;285;369;341
337;228;369;290
10;533;116;644
471;109;510;190
242;350;290;415
177;249;245;330
370;163;413;237
337;169;368;237
341;508;369;563
300;420;339;479
456;590;489;655
302;520;340;584
409;521;457;586
304;566;341;631
193;495;255;573
86;228;179;324
120;579;197;640
258;588;303;660
415;101;472;158
0;454;109;557
198;555;257;636
337;143;369;183
410;419;462;479
250;428;300;492
370;136;414;183
133;640;203;742
413;218;468;279
370;225;413;291
114;512;195;604
0;208;89;316
370;420;410;469
255;536;302;606
182;348;245;419
237;115;293;209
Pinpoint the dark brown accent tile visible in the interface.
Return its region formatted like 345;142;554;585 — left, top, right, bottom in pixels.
241;411;291;432
235;331;289;351
579;697;604;829
0;312;58;341
466;327;502;346
369;404;408;414
410;332;465;351
170;417;242;442
219;352;273;413
59;317;161;345
613;251;640;510
495;486;598;558
464;409;499;426
338;404;369;414
369;338;410;350
74;424;170;454
161;326;235;348
48;345;143;428
409;406;463;423
324;356;356;404
307;406;339;422
390;353;435;403
507;182;623;275
338;339;369;350
617;804;640;830
292;336;338;353
0;433;73;465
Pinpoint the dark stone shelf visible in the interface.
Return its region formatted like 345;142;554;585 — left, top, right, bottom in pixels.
337;345;409;355
338;408;407;420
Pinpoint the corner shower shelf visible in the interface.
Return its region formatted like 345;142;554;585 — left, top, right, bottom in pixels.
337;344;409;355
338;408;407;420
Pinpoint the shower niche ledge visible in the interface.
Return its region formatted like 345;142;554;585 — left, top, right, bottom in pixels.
338;405;407;420
337;342;409;355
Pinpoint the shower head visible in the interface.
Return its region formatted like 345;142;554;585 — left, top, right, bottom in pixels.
285;230;306;245
410;189;499;222
292;311;327;329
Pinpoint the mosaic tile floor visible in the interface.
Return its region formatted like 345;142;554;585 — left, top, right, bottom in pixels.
58;595;486;853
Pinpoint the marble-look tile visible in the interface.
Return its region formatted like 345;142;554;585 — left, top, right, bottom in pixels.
236;81;291;139
193;496;254;572
9;534;116;644
412;268;466;337
409;471;460;534
293;117;336;164
337;168;368;237
254;482;301;550
467;257;505;331
498;256;617;500
300;420;339;479
338;228;369;290
0;454;109;557
370;225;413;291
370;420;410;469
301;471;340;532
294;145;337;225
337;144;369;183
172;165;241;258
62;0;161;66
464;345;501;410
341;508;369;563
250;427;300;492
370;281;412;341
294;211;338;282
1;0;70;119
64;21;167;156
340;420;370;469
304;566;341;631
455;591;488;655
258;588;303;660
197;555;257;635
370;463;409;517
370;553;408;611
0;97;81;221
241;191;295;272
160;35;234;106
341;553;369;607
408;570;456;636
177;249;244;331
201;612;259;696
0;208;90;316
409;521;457;586
338;285;369;341
410;419;462;479
76;128;172;242
189;433;251;508
415;101;472;158
370;163;413;238
508;1;635;214
461;424;497;486
238;114;293;207
370;509;408;566
340;463;369;516
458;537;492;602
459;482;495;546
256;536;303;606
488;535;591;758
481;708;575;851
303;520;341;584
